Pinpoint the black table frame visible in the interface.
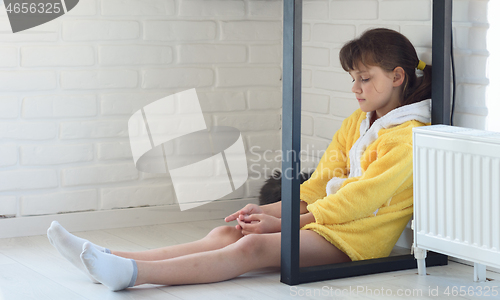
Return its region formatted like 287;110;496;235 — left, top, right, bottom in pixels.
280;0;452;285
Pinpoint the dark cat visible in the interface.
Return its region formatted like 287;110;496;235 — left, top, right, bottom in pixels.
258;170;315;205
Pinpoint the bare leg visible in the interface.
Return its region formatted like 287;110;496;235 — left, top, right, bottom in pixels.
134;230;351;286
112;226;244;261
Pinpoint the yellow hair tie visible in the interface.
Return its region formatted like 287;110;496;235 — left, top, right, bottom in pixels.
417;60;426;70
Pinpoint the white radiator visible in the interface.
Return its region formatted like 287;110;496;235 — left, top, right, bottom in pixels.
412;125;500;281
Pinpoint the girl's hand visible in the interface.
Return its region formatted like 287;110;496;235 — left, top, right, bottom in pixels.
236;214;281;235
224;203;263;223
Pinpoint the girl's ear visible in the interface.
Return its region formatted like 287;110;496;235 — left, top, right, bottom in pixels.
392;67;405;87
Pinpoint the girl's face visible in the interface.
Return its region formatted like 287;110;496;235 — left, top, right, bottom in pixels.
349;64;403;119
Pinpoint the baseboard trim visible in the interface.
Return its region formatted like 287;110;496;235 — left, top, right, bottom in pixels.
0;198;256;239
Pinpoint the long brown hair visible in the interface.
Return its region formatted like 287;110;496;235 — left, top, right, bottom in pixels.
339;28;431;106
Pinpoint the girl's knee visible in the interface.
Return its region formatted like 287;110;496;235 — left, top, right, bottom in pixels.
205;226;243;245
231;234;281;267
234;234;268;258
207;225;240;237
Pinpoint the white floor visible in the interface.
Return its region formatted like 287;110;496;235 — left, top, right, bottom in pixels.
0;219;498;300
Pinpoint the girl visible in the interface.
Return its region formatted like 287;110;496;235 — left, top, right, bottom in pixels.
47;28;431;291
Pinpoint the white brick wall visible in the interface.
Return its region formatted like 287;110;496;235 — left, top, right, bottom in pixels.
179;0;245;17
22;94;97;118
99;45;173;66
380;0;432;21
330;0;379;20
302;93;330;114
61;163;139;186
0;96;18;118
21;46;95;67
143;21;217;41
312;24;356;43
20;144;94;165
221;21;282;41
303;47;330;67
0;0;283;219
20;189;98;216
67;0;97;16
216;67;281;87
249;45;281;63
0;46;17;67
99;92;169;115
100;184;175;209
0;145;18;167
178;45;246;64
247;90;281;110
213;113;281;132
0;169;58;192
0;122;57;140
0;0;490;222
0;71;57;91
102;0;176;16
61;70;139;90
62;20;141;41
450;0;489;128
301;115;314;136
0;195;17;217
248;0;282;18
198;91;246;112
142;68;214;88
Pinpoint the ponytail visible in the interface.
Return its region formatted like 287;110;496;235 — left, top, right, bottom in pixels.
402;64;432;106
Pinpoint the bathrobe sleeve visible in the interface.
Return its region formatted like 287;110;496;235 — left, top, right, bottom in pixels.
306;141;413;225
299;117;351;204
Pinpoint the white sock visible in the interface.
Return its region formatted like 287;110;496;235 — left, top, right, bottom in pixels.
81;242;137;292
47;220;110;283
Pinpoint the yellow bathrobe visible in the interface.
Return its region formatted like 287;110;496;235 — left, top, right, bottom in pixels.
300;99;431;261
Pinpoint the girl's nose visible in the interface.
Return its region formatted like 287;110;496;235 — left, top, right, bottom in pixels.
351;81;361;94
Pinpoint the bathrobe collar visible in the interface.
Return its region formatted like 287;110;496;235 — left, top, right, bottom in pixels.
326;99;431;197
